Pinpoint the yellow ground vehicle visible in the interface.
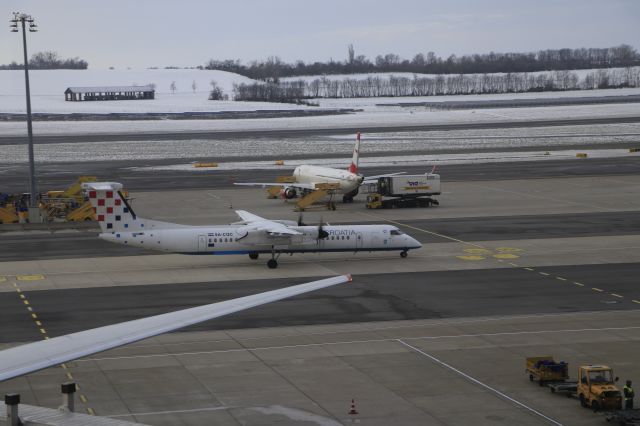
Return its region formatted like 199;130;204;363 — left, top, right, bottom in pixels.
0;203;19;224
526;356;569;385
577;365;622;411
41;176;98;222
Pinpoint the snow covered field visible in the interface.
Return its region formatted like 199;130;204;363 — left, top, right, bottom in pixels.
0;69;309;114
1;123;638;165
1;69;639;170
2;68;640;117
131;148;640;172
1;101;640;138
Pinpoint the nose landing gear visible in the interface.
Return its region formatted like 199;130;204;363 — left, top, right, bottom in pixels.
400;250;408;258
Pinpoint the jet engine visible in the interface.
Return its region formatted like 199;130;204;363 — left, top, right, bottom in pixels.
280;187;297;199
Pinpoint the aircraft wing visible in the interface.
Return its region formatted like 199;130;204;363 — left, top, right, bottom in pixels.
235;210;302;236
362;172;406;184
0;275;351;382
234;182;316;190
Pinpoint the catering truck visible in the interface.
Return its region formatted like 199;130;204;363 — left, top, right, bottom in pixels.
365;174;441;209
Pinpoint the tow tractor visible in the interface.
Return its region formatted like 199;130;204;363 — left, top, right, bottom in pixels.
526;357;630;417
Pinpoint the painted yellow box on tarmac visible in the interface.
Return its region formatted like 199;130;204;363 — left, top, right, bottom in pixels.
17;274;45;281
193;162;218;168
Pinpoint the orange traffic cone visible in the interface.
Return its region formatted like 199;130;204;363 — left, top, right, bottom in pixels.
349;399;358;415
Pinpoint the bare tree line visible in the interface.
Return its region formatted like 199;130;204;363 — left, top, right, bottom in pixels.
0;51;88;70
231;68;640;102
207;45;639;80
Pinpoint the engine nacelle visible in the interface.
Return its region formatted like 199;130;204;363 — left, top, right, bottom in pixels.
280;187;297;199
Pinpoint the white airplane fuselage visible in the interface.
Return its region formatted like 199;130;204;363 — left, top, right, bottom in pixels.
100;224;420;255
293;165;362;195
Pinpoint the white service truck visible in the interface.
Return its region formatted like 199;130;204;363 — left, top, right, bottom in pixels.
365;174;441;209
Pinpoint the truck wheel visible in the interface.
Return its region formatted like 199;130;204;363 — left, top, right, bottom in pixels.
539;380;545;387
591;401;599;412
579;394;587;407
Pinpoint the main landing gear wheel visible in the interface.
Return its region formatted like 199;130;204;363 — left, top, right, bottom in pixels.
249;253;259;260
400;250;408;258
267;259;278;269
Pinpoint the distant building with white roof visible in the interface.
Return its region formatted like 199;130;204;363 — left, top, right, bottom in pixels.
64;85;155;101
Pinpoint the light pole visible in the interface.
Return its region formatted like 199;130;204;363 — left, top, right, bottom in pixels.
10;12;41;222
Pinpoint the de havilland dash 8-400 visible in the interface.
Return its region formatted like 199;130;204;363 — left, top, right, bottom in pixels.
83;182;422;268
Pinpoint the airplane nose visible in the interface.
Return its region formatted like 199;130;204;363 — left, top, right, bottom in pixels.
407;235;422;249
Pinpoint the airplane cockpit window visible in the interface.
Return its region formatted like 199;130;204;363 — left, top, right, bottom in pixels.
390;229;404;236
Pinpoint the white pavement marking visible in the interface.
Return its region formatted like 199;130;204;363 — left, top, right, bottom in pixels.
397;340;564;426
79;324;640;362
114;310;636;350
109;406;233;418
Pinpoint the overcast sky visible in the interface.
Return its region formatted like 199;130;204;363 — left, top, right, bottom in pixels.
2;0;639;70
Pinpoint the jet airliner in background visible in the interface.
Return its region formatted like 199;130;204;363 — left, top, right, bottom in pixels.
83;182;421;268
234;132;402;203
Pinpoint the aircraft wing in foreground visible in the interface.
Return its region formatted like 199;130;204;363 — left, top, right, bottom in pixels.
0;275;351;382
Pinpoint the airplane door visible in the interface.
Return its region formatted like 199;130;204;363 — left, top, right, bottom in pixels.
198;235;207;252
356;233;363;250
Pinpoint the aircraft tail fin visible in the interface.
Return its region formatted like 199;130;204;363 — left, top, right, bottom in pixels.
348;132;361;174
82;182;140;233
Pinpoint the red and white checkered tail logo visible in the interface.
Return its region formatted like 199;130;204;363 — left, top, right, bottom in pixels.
87;189;133;233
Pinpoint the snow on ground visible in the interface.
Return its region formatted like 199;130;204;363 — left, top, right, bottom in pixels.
2;123;638;165
132;149;640;172
315;87;640;111
2;68;640;115
0;69;311;114
1;102;640;137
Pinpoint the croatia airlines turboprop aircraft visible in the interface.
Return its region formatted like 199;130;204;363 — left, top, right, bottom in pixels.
235;132;402;203
82;182;421;269
0;275;350;382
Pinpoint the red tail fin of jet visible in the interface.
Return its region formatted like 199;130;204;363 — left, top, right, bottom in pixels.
348;132;361;174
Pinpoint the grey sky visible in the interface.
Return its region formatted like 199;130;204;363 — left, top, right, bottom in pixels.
2;0;639;69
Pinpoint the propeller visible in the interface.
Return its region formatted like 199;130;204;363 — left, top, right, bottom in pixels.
297;213;307;226
297;213;327;239
317;216;329;240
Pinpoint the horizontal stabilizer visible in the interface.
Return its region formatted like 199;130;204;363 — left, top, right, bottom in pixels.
81;182;123;191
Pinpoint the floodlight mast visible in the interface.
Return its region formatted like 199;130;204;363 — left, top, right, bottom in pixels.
10;12;39;216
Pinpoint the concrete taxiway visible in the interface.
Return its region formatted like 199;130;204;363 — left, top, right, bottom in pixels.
1;168;639;425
